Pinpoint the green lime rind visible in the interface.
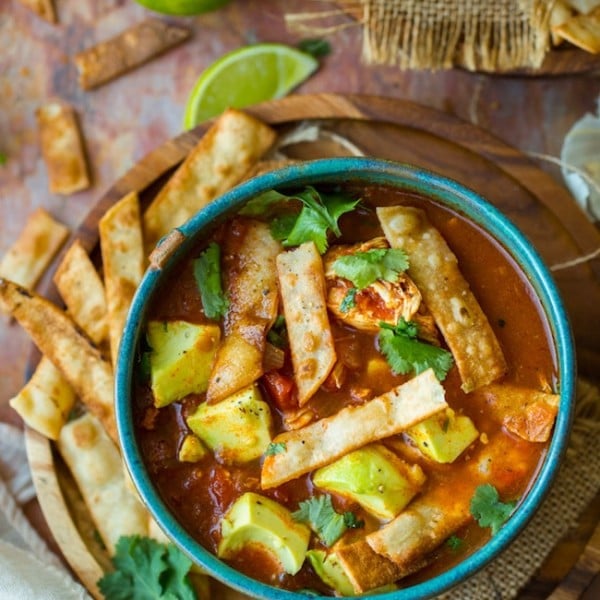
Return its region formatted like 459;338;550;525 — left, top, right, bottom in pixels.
134;0;230;16
183;43;319;129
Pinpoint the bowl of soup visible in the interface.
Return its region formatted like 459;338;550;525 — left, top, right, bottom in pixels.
116;157;575;600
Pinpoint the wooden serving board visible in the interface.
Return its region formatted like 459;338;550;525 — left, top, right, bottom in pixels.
26;94;600;599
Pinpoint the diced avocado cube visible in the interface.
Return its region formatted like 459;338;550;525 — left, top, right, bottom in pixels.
306;550;355;596
178;434;208;463
406;408;479;463
147;320;220;407
218;492;310;575
313;443;426;520
186;385;272;464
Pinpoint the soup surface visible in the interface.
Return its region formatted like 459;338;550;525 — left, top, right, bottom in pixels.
133;184;558;594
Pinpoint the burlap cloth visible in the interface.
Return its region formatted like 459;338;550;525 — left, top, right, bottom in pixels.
289;0;553;71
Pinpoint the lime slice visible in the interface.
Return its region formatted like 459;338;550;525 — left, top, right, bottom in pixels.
183;43;319;129
134;0;230;16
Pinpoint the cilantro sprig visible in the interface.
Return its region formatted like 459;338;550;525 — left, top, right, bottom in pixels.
266;315;288;349
193;242;229;320
470;484;516;536
339;287;358;313
378;318;454;381
265;442;287;456
98;535;196;600
332;248;409;289
292;494;363;547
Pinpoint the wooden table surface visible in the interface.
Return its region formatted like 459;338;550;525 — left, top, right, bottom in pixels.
1;1;599;598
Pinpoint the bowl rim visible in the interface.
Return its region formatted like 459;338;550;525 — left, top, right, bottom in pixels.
116;157;576;600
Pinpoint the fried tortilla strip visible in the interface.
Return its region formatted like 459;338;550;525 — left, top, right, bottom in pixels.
261;369;447;489
9;356;75;441
57;413;148;554
377;206;507;393
0;207;69;294
143;109;276;251
74;18;190;90
0;279;116;442
53;240;109;346
334;541;418;594
207;219;281;403
277;242;336;406
479;384;559;442
554;6;600;53
16;0;56;23
366;432;528;571
36;102;90;194
99;191;145;365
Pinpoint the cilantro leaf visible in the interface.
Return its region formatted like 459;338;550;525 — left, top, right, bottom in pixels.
339;287;357;313
470;484;516;536
298;38;332;58
98;535;196;600
239;190;288;217
292;494;361;546
265;442;287;456
332;248;409;289
193;243;229;320
378;319;454;381
271;187;359;254
266;315;288;349
446;535;463;551
0;153;7;166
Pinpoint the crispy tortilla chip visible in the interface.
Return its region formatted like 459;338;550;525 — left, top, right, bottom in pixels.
334;541;416;593
143;109;276;251
74;18;190;91
99;191;145;365
479;384;559;442
16;0;56;23
57;413;148;554
0;208;69;294
36;102;90;195
277;242;336;406
377;206;507;393
554;6;600;53
261;369;447;489
0;278;116;442
207;219;281;403
9;356;76;440
53;240;109;346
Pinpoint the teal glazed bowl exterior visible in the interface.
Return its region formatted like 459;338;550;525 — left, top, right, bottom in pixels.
116;157;576;600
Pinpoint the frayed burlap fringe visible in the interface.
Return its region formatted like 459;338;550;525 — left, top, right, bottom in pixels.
287;0;554;71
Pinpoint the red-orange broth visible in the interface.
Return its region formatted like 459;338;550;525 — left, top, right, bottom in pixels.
133;184;557;593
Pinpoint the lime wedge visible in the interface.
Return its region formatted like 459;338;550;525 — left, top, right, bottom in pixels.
135;0;230;15
183;43;319;129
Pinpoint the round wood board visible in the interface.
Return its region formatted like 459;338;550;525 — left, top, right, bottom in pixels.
26;94;600;599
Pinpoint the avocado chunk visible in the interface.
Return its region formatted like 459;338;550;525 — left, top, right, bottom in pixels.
186;384;272;464
178;433;208;463
405;408;479;463
306;550;355;596
147;320;220;407
218;492;310;575
313;443;425;520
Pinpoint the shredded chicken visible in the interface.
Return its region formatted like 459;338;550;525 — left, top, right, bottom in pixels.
323;237;439;344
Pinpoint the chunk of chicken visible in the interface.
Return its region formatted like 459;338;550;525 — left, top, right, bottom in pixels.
323;237;439;344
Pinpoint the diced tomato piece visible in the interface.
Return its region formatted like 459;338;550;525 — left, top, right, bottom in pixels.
262;371;298;412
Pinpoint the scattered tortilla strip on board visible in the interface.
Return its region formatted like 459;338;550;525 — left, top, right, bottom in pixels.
99;191;145;365
377;206;507;393
261;369;447;489
0;278;117;442
53;240;109;346
207;219;281;403
36;102;90;195
276;241;336;406
9;356;76;441
74;18;190;90
553;6;600;53
57;413;148;554
479;384;559;442
16;0;56;23
0;207;69;295
143;109;276;251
